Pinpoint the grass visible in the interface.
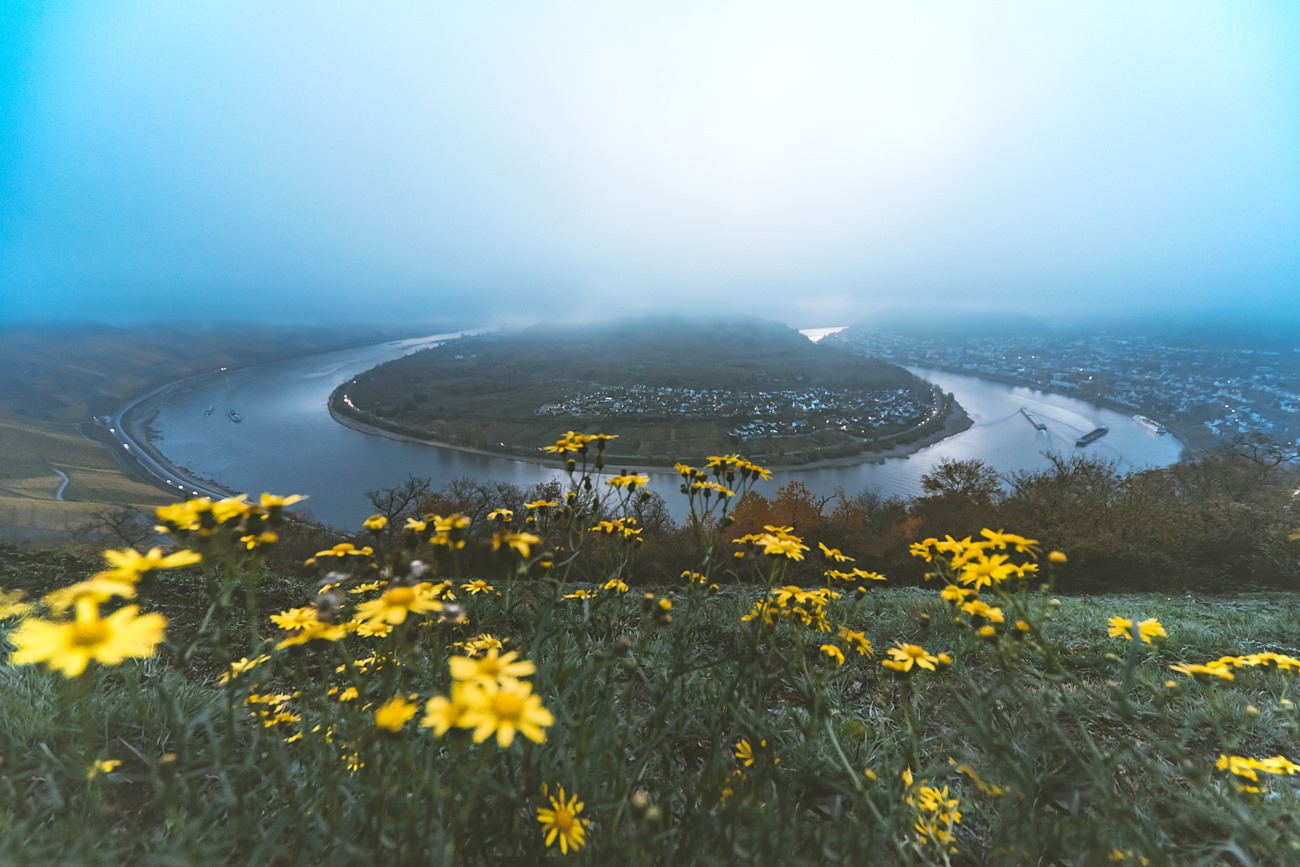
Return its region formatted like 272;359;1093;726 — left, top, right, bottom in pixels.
2;466;1299;865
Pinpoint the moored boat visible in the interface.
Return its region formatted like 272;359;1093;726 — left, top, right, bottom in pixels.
228;409;242;423
1133;414;1167;434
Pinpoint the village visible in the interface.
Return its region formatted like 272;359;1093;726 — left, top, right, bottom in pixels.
535;383;936;440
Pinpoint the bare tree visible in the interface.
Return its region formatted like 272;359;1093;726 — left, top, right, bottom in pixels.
81;506;156;548
365;475;434;526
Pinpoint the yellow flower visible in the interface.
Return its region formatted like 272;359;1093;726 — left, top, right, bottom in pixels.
239;532;278;550
43;577;138;612
353;583;443;626
454;633;506;656
691;480;736;498
957;554;1016;589
461;580;494;596
820;644;846;666
87;759;121;780
310;543;374;560
219;654;270;684
733;738;778;767
837;626;873;657
607;473;649;490
273;619;350;649
354;619;393;638
563;589;595;601
449;649;537;684
978;528;1038;552
420;687;472;736
939;584;977;605
1216;753;1300;790
96;547;202;583
374;696;418;732
1108;617;1166;643
602;578;629;593
270;607;319;631
961;599;1005;624
0;589;32;620
818;542;854;563
459;678;554;747
9;603;166;677
734;526;808;560
259;493;306;510
494;531;543;558
537;785;591;854
487;508;513;522
363;514;388;531
1048;550;1067;563
883;643;940;674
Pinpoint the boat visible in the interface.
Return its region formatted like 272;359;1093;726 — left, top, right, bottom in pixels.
1019;407;1047;431
1133;414;1167;434
1075;426;1108;447
228;409;242;423
204;406;214;417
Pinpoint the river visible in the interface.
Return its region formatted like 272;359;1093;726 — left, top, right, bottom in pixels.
123;334;1185;529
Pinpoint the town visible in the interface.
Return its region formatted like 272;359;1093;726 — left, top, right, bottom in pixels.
535;384;937;440
828;328;1300;449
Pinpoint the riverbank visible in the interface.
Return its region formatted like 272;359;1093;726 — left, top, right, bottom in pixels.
328;398;974;475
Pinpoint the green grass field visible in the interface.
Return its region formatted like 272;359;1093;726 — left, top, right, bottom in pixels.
2;479;1297;865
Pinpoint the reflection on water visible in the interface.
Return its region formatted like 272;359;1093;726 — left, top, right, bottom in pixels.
134;338;1185;530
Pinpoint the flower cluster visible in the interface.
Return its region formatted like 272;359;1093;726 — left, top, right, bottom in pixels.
740;585;840;632
420;650;553;747
917;529;1042;642
734;525;810;561
543;432;617;455
1107;617;1167;644
1215;754;1300;793
903;768;961;853
1170;651;1300;682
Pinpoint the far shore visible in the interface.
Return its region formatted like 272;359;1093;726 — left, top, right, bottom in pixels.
327;402;975;476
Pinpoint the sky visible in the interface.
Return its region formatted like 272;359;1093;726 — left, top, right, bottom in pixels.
1;1;1298;330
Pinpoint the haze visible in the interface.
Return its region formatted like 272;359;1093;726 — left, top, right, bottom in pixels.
1;1;1298;330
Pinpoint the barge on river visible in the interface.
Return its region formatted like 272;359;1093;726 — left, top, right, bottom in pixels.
1075;426;1108;447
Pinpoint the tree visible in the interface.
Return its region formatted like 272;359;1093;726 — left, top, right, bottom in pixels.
365;475;433;526
80;507;156;548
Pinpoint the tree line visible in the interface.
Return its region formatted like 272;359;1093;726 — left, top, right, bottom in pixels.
83;434;1300;592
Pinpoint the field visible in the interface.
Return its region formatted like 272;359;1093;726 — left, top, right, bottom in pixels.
0;409;174;539
2;452;1298;865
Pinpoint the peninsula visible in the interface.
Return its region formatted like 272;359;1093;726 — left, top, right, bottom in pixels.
330;317;969;467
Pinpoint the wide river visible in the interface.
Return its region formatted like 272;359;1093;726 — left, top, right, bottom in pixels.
126;333;1184;529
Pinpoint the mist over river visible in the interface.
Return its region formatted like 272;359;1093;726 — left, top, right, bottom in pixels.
126;334;1185;529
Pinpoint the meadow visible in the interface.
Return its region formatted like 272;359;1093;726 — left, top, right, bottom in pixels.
1;438;1298;865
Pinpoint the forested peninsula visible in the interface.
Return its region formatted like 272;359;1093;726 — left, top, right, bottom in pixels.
332;318;968;467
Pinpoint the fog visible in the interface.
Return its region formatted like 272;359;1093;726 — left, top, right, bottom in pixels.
1;1;1298;330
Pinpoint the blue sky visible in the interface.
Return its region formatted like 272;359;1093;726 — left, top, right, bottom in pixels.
1;1;1298;328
